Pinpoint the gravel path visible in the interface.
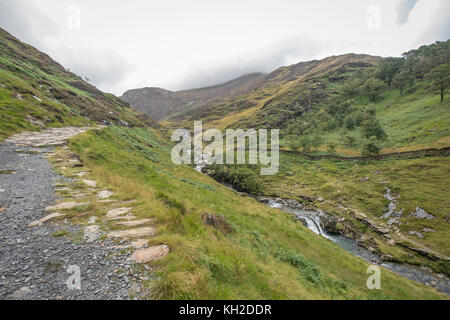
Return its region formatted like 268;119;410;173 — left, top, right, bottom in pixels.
0;129;146;300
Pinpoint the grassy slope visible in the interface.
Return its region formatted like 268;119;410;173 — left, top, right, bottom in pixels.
67;126;445;299
283;82;450;153
0;28;155;141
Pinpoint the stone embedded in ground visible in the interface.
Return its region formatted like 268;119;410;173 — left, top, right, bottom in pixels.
380;254;395;262
128;245;169;263
84;225;100;243
107;214;136;221
45;201;86;211
106;207;132;218
372;224;389;235
68;159;81;165
88;216;98;224
409;230;424;238
410;207;435;220
121;199;136;204
55;187;71;192
97;190;113;199
107;227;156;239
98;199;118;203
387;217;400;225
72;193;88;199
83;179;97;188
28;212;64;227
8;286;33;300
132;239;149;249
114;239;149;250
202;213;233;233
115;219;153;227
422;228;436;233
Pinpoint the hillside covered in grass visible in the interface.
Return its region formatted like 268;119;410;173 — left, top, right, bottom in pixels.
66;125;446;299
0;28;157;141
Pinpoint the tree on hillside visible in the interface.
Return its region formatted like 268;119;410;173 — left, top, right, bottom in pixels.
402;40;450;79
327;142;336;154
344;135;357;147
426;64;450;103
311;135;324;150
362;136;382;156
362;119;387;140
287;136;301;151
345;116;355;130
392;71;413;95
363;78;387;102
299;135;312;153
376;57;404;86
340;78;362;98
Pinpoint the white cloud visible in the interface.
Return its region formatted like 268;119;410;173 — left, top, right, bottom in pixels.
0;0;448;95
396;0;419;25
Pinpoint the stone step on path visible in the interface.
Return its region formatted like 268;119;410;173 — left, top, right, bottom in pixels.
84;225;101;243
97;190;113;199
114;239;149;250
108;215;136;221
82;179;97;188
128;245;170;264
107;227;157;239
115;219;154;227
45;201;87;211
50;146;169;268
106;207;132;219
101;205;169;264
28;212;64;227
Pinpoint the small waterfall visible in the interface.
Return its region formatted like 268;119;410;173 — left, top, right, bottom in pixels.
267;199;333;240
304;214;326;236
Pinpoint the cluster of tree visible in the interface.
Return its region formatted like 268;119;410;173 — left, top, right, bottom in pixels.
286;134;323;153
207;165;263;194
286;117;387;156
337;40;449;102
377;40;450;101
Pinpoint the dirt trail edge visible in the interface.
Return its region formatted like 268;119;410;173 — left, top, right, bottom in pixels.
0;127;151;300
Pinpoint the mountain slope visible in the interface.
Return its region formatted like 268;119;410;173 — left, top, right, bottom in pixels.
120;73;265;121
173;54;381;129
121;54;381;128
0;27;157;141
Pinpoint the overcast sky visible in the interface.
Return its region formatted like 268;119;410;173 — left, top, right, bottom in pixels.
0;0;448;95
